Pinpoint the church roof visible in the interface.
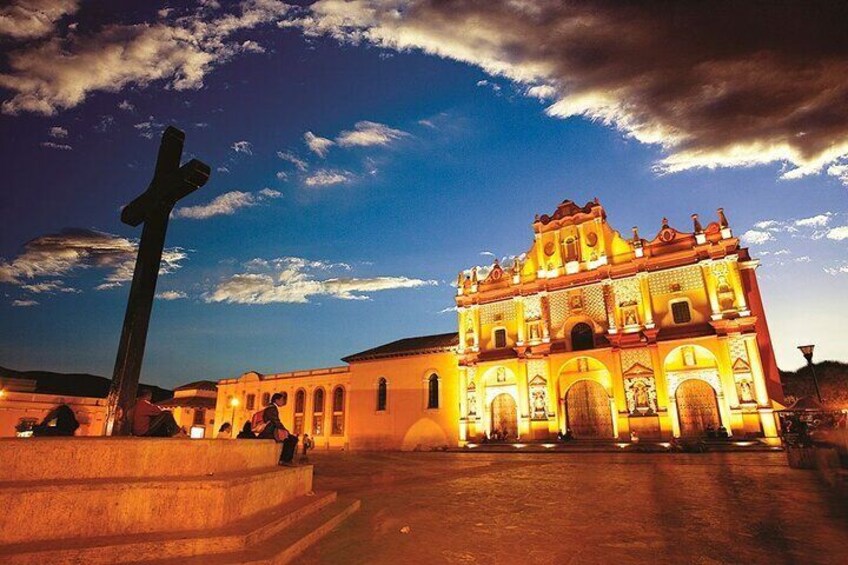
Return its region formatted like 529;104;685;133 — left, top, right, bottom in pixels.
173;380;218;392
342;332;459;363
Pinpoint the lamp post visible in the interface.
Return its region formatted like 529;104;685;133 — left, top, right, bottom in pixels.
229;396;240;438
797;344;823;404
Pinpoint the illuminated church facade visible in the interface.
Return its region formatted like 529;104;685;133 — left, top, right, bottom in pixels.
215;199;784;448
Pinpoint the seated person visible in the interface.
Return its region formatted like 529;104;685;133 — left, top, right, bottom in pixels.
218;422;233;437
132;389;179;437
33;404;80;436
236;422;255;439
259;393;299;465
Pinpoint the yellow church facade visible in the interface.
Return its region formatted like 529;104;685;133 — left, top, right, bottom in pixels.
215;199;784;449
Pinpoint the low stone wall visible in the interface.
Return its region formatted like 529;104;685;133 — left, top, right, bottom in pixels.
0;438;312;547
0;436;282;480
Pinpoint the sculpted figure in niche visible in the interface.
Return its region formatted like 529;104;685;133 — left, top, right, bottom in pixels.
739;379;754;403
496;367;507;383
624;309;638;327
682;346;696;367
467;393;477;415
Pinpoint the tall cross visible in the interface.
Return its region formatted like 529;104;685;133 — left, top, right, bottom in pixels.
104;126;210;436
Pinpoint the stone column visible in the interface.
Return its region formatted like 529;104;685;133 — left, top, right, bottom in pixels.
603;282;618;332
638;273;655;328
514;297;526;345
458;367;468;442
699;260;722;318
726;256;749;313
540;293;551;341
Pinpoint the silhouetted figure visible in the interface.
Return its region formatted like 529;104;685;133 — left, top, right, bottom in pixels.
705;424;716;439
236;422;255;439
259;393;298;465
132;389;180;437
300;433;314;462
716;426;729;439
33;404;80;437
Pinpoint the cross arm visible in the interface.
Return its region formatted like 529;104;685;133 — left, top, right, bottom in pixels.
121;159;211;227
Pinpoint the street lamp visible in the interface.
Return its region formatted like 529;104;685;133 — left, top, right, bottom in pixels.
229;396;240;438
797;344;823;404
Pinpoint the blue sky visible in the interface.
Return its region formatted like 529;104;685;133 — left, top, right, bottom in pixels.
1;1;847;388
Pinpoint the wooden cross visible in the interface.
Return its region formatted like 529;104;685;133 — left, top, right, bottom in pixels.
104;126;210;436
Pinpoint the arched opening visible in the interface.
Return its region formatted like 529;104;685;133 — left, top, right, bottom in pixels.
312;388;325;436
571;322;594;351
331;386;345;435
490;393;517;439
376;378;387;411
675;379;720;437
564;380;614;438
293;389;305;435
427;374;439;409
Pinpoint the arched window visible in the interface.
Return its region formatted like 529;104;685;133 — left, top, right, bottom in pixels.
293;389;305;435
377;378;387;411
312;388;325;436
427;374;439;409
494;328;507;348
332;386;345;435
571;322;594;351
261;392;270;407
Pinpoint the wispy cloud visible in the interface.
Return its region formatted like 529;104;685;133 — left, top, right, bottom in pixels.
304;131;334;157
826;226;848;241
48;126;67;139
231;140;253;155
156;290;187;300
0;0;79;40
174;188;281;220
304;169;352;187
0;0;290;115
206;256;437;304
277;150;308;172
40;141;72;150
740;230;774;245
795;214;832;228
0;228;186;298
118;99;135;112
336;121;409;148
11;299;38;307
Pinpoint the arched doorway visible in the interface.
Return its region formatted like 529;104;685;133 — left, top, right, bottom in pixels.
675;379;721;437
571;323;594;351
564;380;614;438
490;393;517;439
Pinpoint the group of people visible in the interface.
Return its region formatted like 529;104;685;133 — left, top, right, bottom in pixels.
704;424;730;439
29;389;313;467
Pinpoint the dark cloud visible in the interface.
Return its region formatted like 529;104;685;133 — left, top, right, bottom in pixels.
285;0;848;181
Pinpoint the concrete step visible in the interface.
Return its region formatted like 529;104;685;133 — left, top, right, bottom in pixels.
0;491;340;564
0;464;313;545
141;497;362;565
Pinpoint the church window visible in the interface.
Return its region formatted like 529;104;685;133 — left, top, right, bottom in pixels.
671;300;692;324
564;237;580;262
427;374;439;409
313;388;325;436
261;392;270;406
332;386;345;435
377;378;387;411
494;328;507;348
246;394;256;411
294;389;305;435
571;322;594;351
193;409;205;426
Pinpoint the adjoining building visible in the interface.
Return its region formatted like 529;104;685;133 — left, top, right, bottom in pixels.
0;366;171;437
156;380;218;438
216;199;785;448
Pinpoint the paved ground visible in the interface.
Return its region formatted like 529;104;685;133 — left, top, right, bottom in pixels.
299;451;848;564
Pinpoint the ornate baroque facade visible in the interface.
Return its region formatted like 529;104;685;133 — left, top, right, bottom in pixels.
215;199;784;448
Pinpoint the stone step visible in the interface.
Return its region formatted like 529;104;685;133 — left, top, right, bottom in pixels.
141;497;362;565
0;464;312;545
0;491;340;564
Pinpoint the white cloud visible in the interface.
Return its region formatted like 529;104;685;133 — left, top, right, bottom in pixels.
283;1;848;185
773;249;791;256
134;117;164;139
231;140;253;155
277;150;308;172
48;126;67;138
526;84;556;100
0;0;289;115
118;99;135;111
275;171;288;181
40;141;71;150
476;79;501;93
795;214;831;228
0;0;79;40
754;220;780;231
174;188;281;220
794;256;811;263
304;131;334;157
824;264;848;276
336;121;409;148
303;169;352;187
740;230;774;245
826;226;848;241
12;299;39;307
20;279;79;294
156;290;187;300
217;165;230;173
206;256;437;304
0;228;186;291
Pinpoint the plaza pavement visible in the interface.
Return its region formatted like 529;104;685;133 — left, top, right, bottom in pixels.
299;451;847;564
